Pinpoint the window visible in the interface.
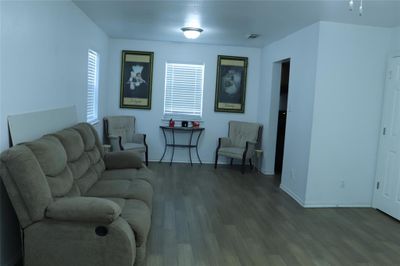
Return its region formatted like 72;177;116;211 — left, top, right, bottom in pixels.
163;63;205;120
87;49;99;124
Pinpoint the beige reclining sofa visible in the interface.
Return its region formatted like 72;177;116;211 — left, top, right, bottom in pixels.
0;122;153;266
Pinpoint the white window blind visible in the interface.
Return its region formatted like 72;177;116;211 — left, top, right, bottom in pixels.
164;63;205;120
87;49;99;124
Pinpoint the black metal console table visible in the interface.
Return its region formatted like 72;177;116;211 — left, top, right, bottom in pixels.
159;126;205;166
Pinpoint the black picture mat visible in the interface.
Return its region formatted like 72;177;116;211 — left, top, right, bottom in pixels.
122;62;150;99
217;65;244;104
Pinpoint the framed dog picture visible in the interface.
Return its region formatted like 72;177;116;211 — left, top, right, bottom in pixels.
120;50;154;109
214;55;248;113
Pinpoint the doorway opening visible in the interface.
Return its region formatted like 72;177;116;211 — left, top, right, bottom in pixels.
274;60;290;181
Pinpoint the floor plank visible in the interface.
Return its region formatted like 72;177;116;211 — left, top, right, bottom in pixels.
146;163;400;266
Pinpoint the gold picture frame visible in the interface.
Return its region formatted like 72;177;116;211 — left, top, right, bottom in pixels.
120;50;154;109
214;55;248;113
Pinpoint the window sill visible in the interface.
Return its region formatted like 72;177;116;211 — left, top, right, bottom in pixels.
161;117;204;123
88;119;99;126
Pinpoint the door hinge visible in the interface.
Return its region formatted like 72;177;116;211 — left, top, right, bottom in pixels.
376;181;380;190
383;127;386;135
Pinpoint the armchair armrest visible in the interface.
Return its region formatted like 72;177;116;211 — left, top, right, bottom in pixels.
132;133;146;144
108;135;122;152
104;150;143;170
246;140;257;145
219;137;232;148
244;140;257;158
46;197;121;224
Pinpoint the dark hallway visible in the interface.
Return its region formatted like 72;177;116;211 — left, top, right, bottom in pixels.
274;60;290;181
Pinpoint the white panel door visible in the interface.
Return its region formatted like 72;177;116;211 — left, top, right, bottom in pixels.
373;56;400;220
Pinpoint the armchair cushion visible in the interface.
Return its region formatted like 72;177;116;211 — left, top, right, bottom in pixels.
105;116;136;143
46;197;121;224
122;143;146;153
104;151;143;170
229;121;261;147
218;147;245;159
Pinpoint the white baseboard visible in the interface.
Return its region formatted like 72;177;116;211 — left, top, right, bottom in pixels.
280;184;305;207
260;168;274;175
279;185;372;208
302;202;372;208
148;159;228;165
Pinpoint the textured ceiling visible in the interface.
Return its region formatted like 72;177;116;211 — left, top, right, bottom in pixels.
74;0;400;47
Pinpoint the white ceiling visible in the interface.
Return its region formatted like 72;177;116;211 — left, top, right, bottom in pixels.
74;0;400;47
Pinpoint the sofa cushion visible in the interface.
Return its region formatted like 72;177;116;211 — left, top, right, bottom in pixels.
0;145;52;227
72;123;96;151
85;179;153;208
106;198;151;247
52;126;105;195
53;129;85;161
104;151;143;170
26;136;75;197
101;168;154;185
25;136;67;176
76;167;98;195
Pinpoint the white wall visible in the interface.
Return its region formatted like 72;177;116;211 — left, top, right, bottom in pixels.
106;39;261;164
390;26;400;52
1;1;109;151
305;22;391;207
257;23;320;204
0;1;109;264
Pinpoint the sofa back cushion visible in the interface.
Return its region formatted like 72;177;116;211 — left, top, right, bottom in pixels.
25;136;75;198
0;145;52;228
51;123;105;195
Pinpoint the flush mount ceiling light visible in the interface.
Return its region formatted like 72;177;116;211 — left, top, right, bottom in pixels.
181;27;203;39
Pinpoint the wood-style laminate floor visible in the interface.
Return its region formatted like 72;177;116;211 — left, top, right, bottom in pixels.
145;163;400;266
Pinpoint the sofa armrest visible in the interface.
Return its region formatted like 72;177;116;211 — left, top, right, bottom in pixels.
25;217;136;266
104;150;143;170
46;197;121;224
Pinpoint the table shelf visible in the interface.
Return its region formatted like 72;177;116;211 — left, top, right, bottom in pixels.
159;126;205;166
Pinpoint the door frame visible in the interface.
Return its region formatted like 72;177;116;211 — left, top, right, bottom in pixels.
372;53;400;219
270;58;291;175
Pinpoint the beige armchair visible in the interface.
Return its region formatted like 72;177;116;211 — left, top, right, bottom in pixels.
104;116;148;166
214;121;263;173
